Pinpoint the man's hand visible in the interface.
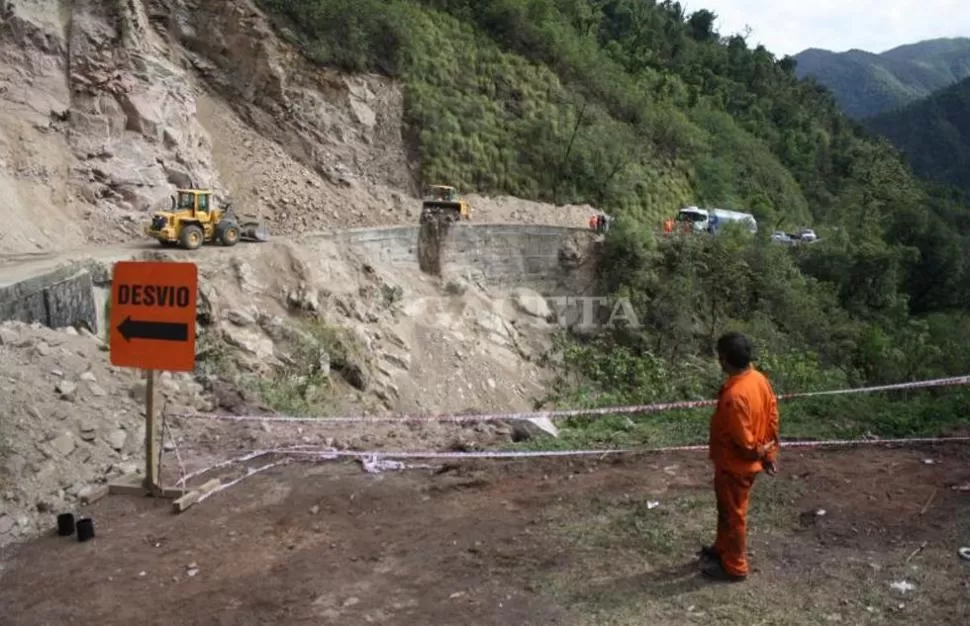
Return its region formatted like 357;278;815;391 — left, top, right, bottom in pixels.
757;442;777;458
763;459;778;476
757;441;778;474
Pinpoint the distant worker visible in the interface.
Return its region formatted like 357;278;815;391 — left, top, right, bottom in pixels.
663;218;674;234
588;215;598;230
700;331;780;582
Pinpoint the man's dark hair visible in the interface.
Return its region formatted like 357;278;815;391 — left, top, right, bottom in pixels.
716;332;752;370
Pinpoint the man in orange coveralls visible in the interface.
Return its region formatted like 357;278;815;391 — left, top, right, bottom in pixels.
699;331;780;582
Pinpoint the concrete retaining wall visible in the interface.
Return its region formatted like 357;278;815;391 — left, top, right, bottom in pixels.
442;224;596;293
0;225;599;334
328;224;598;294
0;263;100;333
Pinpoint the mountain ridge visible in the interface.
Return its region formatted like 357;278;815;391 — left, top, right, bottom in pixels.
866;75;970;194
793;37;970;118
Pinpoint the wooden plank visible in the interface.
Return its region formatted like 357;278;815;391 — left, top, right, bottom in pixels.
79;485;110;505
144;369;159;492
172;478;221;513
108;481;149;497
108;475;186;499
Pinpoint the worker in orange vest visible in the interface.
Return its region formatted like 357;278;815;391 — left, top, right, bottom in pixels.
663;218;674;233
700;332;780;582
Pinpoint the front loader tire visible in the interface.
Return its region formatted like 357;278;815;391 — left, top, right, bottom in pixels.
179;225;204;250
218;221;240;247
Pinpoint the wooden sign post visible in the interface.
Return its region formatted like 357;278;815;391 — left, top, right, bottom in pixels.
107;260;198;499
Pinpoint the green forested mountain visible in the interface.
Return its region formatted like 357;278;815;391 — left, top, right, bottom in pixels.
262;0;970;442
866;77;970;193
793;38;970;119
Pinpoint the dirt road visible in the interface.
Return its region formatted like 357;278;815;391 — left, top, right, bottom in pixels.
2;443;967;625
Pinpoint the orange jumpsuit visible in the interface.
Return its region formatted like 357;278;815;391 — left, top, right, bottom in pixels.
708;368;780;577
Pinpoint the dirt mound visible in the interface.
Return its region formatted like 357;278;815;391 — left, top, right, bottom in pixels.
0;320;211;546
0;235;568;548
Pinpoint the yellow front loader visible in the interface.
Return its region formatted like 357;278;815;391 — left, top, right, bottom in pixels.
145;188;269;250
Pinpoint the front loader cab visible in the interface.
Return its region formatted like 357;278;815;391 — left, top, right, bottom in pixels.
164;188;217;250
172;189;213;217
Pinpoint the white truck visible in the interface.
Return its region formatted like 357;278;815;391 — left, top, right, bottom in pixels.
675;206;758;235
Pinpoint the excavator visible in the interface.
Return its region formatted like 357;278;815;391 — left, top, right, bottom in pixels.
145;187;269;250
419;184;471;224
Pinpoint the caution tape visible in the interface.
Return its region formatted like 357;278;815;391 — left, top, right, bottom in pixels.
168;374;970;425
168;435;970;497
196;459;292;505
174;435;970;507
183;435;970;470
176;444;322;487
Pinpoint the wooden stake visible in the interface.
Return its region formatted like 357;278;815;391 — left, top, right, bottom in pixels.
108;369;186;501
172;478;221;513
144;369;159;494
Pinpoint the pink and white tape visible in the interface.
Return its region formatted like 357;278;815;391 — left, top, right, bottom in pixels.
267;435;970;459
168;374;970;425
173;435;970;507
178;436;970;479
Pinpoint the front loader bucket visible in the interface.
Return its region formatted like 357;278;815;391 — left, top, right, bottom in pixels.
420;201;462;224
240;221;270;242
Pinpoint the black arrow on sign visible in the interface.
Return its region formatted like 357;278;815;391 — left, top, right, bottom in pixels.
117;316;189;342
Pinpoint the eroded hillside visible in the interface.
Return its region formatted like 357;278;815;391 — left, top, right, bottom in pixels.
0;0;594;257
0;0;603;547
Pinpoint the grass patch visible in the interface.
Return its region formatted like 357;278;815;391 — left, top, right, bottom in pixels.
193;314;370;416
512;387;970;451
254;317;368;415
537;476;808;624
195;329;236;377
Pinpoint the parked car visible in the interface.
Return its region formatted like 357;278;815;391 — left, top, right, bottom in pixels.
797;228;817;242
770;231;793;245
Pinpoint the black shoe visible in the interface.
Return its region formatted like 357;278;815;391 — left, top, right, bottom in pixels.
697;545;719;560
700;561;746;583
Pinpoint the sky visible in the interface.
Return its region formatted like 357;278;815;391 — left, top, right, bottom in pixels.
693;0;970;57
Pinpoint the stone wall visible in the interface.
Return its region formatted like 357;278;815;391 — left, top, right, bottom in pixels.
329;224;599;294
0;225;600;333
443;224;597;294
0;263;101;333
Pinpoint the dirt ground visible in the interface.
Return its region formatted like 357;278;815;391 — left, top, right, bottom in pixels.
1;443;969;625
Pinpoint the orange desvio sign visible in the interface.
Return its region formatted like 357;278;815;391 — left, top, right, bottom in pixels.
109;260;198;372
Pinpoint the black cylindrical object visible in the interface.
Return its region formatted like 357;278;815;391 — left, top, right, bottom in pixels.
57;513;75;536
76;517;95;542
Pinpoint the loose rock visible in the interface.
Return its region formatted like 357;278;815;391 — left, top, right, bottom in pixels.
55;380;77;401
108;430;127;451
49;433;76;456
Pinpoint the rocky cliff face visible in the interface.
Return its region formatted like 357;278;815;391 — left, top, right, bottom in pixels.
1;0;594;256
0;0;420;254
